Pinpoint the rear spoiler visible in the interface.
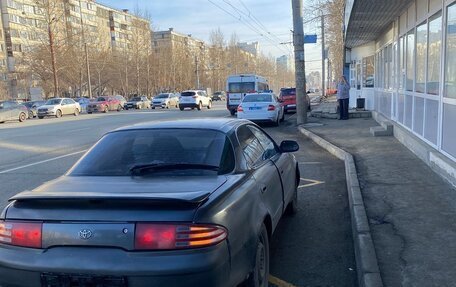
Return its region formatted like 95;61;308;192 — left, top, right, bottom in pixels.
9;190;210;205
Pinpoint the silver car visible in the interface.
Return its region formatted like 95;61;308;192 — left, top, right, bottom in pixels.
0;101;28;123
37;98;81;119
152;93;179;109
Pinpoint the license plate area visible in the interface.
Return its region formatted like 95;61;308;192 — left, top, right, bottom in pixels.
41;273;127;287
249;107;262;110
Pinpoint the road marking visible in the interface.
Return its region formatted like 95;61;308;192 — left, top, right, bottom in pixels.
0;141;55;154
299;161;322;165
299;177;325;189
0;150;87;174
269;275;297;287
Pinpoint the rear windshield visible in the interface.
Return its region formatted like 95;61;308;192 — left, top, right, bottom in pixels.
131;97;141;101
280;88;296;96
181;92;196;97
243;94;272;103
97;97;107;101
69;129;235;176
155;94;169;99
228;82;255;93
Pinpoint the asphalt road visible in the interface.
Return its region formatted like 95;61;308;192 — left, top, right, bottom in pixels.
0;101;356;287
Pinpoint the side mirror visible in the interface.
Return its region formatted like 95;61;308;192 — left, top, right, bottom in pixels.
280;140;299;153
278;98;283;103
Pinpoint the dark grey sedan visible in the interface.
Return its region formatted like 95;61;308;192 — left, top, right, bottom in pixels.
0;119;300;287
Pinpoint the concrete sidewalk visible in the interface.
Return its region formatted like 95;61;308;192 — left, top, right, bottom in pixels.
304;117;456;287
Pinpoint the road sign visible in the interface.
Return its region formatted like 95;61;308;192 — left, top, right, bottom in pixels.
304;34;317;44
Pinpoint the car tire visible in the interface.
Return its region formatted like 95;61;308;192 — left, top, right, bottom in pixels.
166;103;169;109
19;112;27;122
179;106;184;111
280;110;285;122
117;105;122;112
103;106;108;113
88;112;92;114
245;224;269;287
152;106;155;109
207;101;212;109
28;111;33;119
38;116;44;119
55;109;62;118
197;102;202;111
273;114;280;126
230;109;236;116
74;109;79;116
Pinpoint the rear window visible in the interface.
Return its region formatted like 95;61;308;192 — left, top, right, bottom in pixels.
155;94;169;99
243;94;272;102
97;97;106;101
228;82;255;93
45;99;62;105
280;88;296;96
181;92;196;97
131;97;141;101
69;129;235;176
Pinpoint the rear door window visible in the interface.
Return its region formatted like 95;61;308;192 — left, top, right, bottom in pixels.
181;92;196;97
237;125;265;167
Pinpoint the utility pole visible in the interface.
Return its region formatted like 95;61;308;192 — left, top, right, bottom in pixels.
321;14;325;99
195;56;200;89
48;21;59;97
292;0;307;124
79;3;92;98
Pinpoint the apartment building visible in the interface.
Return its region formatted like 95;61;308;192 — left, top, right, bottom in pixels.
0;0;150;99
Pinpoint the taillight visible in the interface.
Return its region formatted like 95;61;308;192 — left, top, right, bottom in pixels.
192;96;198;98
135;223;227;250
268;105;275;111
0;221;42;248
237;105;243;112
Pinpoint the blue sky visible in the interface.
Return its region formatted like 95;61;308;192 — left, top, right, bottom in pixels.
98;0;322;72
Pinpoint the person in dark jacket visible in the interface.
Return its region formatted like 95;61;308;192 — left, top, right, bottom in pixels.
336;76;350;120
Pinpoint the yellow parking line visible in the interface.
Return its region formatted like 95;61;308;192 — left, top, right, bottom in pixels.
269;275;297;287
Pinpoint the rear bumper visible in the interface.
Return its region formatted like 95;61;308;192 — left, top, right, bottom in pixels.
87;106;103;113
0;242;232;287
284;104;296;111
179;103;198;108
237;111;277;122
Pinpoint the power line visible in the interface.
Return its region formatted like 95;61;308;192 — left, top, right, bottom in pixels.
209;0;290;55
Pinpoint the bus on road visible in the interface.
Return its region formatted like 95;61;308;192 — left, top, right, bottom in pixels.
226;74;269;116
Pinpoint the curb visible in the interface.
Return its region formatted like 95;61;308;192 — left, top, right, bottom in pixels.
298;126;383;287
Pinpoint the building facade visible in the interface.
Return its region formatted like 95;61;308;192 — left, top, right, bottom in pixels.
276;55;292;71
0;0;150;99
238;41;259;57
345;0;456;183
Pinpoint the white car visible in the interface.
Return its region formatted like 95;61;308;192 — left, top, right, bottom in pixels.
37;98;81;119
178;90;212;111
152;93;179;109
236;93;284;126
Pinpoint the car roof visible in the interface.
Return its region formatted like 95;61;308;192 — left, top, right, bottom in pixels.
113;118;250;134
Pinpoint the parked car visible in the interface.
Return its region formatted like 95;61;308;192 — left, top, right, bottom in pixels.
212;91;226;101
0;118;300;287
124;96;151;110
37;98;81;119
278;87;310;113
114;95;127;108
179;90;212;111
75;98;91;114
152;93;179;109
21;100;46;118
87;96;123;114
0;101;28;123
237;93;284;126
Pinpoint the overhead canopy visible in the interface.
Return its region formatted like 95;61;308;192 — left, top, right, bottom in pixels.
345;0;415;48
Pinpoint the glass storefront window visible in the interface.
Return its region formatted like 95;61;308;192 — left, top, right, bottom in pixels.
406;30;415;91
399;37;405;90
363;56;374;88
445;3;456;98
416;22;427;93
427;11;442;95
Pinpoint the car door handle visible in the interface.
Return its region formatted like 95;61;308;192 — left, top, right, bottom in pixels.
261;185;267;192
280;169;284;174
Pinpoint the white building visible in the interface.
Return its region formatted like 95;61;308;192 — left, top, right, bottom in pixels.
276;55;292;71
237;42;260;57
345;0;456;185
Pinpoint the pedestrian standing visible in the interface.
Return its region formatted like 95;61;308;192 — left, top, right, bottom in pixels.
336;76;350;120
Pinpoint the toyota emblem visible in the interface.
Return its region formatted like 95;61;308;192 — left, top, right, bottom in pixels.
79;229;93;240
